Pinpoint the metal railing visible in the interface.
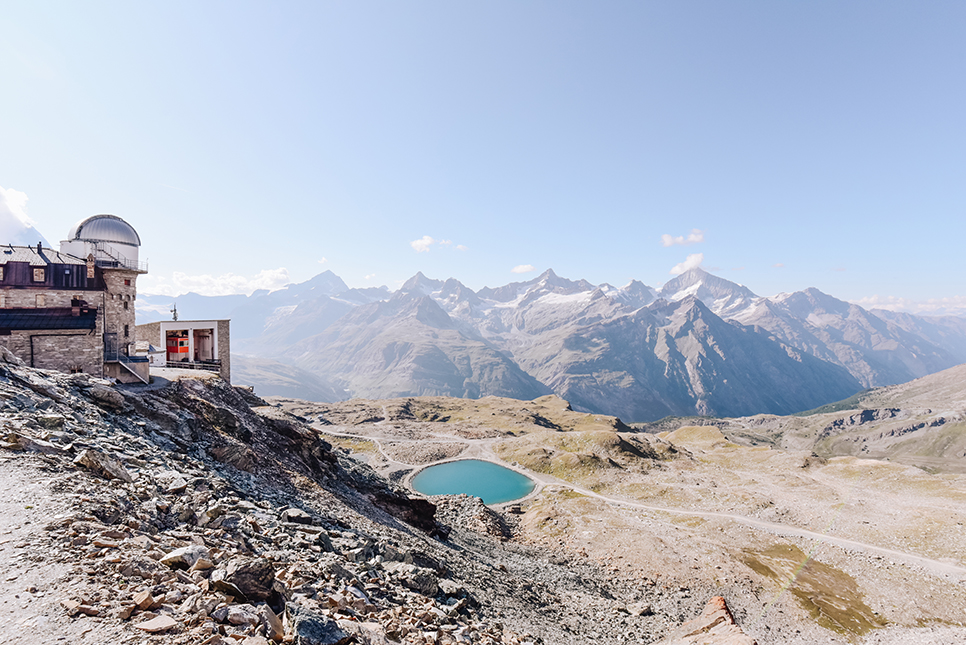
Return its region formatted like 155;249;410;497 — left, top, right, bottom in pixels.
160;359;222;373
90;242;149;273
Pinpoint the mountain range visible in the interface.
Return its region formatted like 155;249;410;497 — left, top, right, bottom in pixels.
138;268;966;422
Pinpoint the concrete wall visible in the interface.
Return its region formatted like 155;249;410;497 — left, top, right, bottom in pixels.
136;319;231;382
104;359;149;384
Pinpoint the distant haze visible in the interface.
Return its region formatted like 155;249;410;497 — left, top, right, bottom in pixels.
139;267;966;422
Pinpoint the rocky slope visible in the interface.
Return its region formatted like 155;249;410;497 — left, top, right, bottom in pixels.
0;351;762;644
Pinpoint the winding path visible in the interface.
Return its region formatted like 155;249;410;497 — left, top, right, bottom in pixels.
313;423;966;583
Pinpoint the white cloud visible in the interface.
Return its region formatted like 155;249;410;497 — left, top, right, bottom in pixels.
317;257;328;264
365;273;376;280
661;228;704;247
850;295;966;317
669;253;703;275
512;264;536;274
411;235;435;253
410;235;466;253
139;268;291;297
0;185;50;246
0;186;35;227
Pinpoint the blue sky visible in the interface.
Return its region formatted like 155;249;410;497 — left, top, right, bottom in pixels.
1;2;964;313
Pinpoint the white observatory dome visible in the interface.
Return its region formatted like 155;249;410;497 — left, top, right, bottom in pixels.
67;214;141;247
60;214;145;272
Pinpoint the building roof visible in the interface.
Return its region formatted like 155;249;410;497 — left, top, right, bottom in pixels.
67;214;141;247
0;307;98;331
0;245;86;266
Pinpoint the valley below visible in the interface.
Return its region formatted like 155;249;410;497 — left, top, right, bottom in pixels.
277;378;966;644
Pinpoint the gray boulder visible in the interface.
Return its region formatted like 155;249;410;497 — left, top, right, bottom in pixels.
286;603;351;645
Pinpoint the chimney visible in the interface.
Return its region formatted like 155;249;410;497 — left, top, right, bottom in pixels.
37;242;42;254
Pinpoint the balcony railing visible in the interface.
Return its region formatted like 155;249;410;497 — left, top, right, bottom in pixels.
160;359;222;373
90;242;149;273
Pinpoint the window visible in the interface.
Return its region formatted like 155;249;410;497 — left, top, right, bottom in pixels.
124;279;131;286
123;301;129;310
69;367;83;374
36;294;46;307
124;324;129;338
33;268;45;282
0;266;4;280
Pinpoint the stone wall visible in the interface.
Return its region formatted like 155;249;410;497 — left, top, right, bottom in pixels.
136;322;161;348
101;269;139;351
27;331;103;374
0;289;98;309
0;288;105;375
217;320;231;382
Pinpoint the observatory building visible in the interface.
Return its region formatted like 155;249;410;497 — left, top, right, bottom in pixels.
0;214;149;383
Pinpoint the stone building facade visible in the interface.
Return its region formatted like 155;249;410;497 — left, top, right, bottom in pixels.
100;268;144;382
0;215;150;383
0;246;106;375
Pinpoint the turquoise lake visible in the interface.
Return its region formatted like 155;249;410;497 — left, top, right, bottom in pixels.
410;459;535;504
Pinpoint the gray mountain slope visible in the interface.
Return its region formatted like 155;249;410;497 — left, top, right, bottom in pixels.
227;270;351;339
514;297;861;421
283;291;550;401
0;207;51;248
231;354;346;402
232;295;356;355
389;270;860;420
660;269;966;388
733;288;966;387
870;309;966;361
136;267;966;422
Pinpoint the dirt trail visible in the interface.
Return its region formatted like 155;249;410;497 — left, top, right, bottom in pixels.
315;425;966;583
556;482;966;582
0;455;125;645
